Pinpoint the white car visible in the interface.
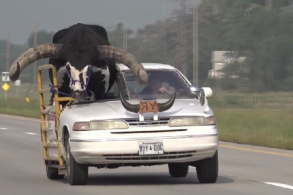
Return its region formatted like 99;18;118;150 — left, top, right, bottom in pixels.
55;63;218;185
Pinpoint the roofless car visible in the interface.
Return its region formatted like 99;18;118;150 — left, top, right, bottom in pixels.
38;63;218;185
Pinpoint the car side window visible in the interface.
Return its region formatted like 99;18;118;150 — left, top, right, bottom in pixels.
109;82;118;96
162;82;175;93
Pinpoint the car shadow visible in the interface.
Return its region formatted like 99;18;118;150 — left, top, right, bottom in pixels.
57;172;234;186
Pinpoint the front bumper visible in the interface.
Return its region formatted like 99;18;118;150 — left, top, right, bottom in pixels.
68;126;218;165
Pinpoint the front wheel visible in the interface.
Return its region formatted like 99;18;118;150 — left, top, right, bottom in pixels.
66;138;88;185
196;150;218;183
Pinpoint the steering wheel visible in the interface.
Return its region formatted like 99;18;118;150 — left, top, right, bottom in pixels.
155;89;172;98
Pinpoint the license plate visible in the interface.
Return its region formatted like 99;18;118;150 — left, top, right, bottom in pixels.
138;141;164;155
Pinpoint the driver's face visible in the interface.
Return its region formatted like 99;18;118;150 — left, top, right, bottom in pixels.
150;78;162;91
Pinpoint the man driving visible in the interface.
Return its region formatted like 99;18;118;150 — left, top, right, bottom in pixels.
141;75;168;94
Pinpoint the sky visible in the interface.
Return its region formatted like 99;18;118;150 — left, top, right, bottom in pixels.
0;0;200;45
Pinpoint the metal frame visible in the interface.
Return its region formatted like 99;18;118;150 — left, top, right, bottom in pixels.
38;64;73;168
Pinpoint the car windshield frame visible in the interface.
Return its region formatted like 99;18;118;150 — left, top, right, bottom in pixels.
120;68;193;100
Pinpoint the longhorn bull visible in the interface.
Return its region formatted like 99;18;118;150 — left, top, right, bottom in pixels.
8;23;175;113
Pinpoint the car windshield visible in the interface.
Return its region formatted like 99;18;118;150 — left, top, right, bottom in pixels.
122;69;192;100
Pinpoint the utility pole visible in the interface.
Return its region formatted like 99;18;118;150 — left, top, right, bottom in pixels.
33;18;38;90
122;24;127;51
6;29;10;72
265;0;273;11
179;0;187;76
122;26;124;50
125;25;127;51
193;2;199;86
162;1;168;63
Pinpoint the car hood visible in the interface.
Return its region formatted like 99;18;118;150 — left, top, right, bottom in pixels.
61;99;213;121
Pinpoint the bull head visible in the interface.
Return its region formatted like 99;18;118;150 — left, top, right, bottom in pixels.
8;44;175;113
61;62;93;101
9;44;147;85
9;44;148;84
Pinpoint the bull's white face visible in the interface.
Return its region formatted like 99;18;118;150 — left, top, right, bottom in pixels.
65;62;91;99
56;62;110;101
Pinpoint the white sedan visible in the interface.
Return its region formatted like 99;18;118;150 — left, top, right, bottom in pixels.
57;63;218;185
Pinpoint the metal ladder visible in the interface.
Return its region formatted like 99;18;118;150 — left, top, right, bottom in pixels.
37;64;74;174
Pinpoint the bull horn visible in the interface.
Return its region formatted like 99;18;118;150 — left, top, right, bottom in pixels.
119;90;177;113
117;73;140;113
96;45;148;85
157;91;177;112
117;72;176;113
9;44;63;81
119;90;140;113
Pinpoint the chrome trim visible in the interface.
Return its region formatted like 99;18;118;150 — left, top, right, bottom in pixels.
69;133;218;142
125;118;171;127
111;129;187;134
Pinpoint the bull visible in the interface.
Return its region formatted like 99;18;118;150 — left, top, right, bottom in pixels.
8;23;176;113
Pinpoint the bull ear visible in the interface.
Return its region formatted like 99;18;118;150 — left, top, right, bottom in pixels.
56;66;68;87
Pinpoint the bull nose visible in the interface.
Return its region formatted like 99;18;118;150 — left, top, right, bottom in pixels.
73;91;82;96
72;90;84;101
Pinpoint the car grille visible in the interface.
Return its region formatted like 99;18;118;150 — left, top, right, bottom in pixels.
125;117;171;127
111;129;187;134
103;150;196;161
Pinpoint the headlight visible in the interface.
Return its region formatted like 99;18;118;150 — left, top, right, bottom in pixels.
204;116;216;125
72;122;90;131
169;116;216;127
90;120;128;130
72;120;128;131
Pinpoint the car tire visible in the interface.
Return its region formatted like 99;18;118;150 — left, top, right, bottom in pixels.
66;138;88;185
196;150;218;183
46;166;65;180
168;163;189;177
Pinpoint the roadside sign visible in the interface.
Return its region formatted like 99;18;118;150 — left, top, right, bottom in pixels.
15;80;21;86
2;83;10;91
1;72;10;82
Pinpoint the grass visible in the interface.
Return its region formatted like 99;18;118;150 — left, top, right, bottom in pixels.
0;83;48;119
214;108;293;150
1;84;293;150
0;96;40;118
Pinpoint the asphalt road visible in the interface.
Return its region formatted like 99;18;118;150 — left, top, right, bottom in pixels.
0;114;293;195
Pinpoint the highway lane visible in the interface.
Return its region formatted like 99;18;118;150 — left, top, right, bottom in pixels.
0;114;293;195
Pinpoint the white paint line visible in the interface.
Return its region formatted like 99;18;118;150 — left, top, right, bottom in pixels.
23;132;38;136
263;182;293;191
0;114;39;122
0;127;9;130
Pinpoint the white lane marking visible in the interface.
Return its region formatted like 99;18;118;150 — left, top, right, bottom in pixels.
23;132;38;136
263;182;293;190
0;127;40;136
0;114;39;122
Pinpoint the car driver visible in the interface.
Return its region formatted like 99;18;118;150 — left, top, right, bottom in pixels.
141;75;168;94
